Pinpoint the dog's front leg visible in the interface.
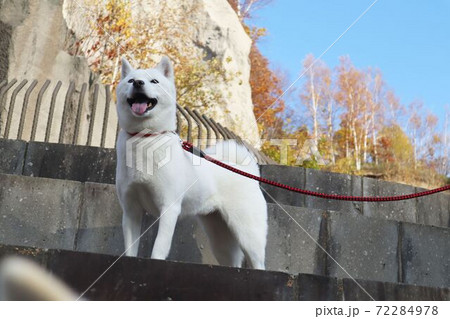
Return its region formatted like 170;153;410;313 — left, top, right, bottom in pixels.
151;204;181;260
121;202;144;257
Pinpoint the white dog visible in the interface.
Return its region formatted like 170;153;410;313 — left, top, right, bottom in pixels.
115;56;267;269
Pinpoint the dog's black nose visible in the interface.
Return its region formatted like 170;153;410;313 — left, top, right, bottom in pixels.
132;79;145;88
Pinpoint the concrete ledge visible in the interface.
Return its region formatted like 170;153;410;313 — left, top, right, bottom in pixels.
75;182;124;256
23;141;116;184
401;223;450;288
0;174;82;250
261;164;449;228
260;165;306;207
416;187;450;228
0;245;297;301
0;139;448;228
266;204;325;275
343;278;450;301
0;139;26;175
297;273;341;301
305;168;362;215
327;211;399;283
1;173;449;288
1;245;448;301
363;178;417;223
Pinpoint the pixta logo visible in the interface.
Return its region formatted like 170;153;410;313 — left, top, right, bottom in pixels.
126;130;172;175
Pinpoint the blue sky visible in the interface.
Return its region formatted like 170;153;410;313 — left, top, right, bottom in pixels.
254;0;449;131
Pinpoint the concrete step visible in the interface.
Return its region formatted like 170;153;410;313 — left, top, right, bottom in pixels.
0;172;448;289
1;138;448;228
261;165;449;228
0;245;448;301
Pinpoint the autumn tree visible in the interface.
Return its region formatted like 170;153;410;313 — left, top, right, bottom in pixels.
322;67;337;165
439;106;450;176
250;44;285;138
335;56;369;171
377;124;414;178
299;54;337;164
300;54;324;150
227;0;274;21
385;89;404;125
407;100;425;169
361;68;386;165
249;41;290;160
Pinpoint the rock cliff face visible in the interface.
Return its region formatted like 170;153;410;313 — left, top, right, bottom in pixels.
0;0;90;84
195;0;259;145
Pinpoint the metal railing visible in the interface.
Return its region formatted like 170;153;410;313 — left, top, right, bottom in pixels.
0;78;274;164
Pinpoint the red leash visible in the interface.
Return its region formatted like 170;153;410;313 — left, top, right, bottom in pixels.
181;141;450;202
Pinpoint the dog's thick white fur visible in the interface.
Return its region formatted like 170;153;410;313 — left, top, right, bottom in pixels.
115;57;267;269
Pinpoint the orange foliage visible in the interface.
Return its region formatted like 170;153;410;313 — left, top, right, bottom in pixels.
249;44;285;139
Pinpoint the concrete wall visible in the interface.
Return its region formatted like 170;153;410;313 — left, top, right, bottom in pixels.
0;172;448;288
261;165;449;228
1;139;448;228
0;245;448;300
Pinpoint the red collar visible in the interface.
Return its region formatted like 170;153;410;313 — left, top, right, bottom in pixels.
127;130;175;137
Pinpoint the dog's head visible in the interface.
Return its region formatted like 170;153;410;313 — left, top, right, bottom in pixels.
116;56;177;133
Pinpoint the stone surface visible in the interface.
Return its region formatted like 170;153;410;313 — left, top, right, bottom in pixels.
0;174;82;250
195;0;259;145
1;138;443;229
23;141;116;184
363;178;417;223
266;204;325;275
343;278;450;301
1;245;449;301
401;223;450;288
139;214;210;265
0;0;89;83
0;19;12;81
1;144;449;290
76;182;214;265
416;187;450;228
297;274;341;301
260;165;307;207
305;168;363;215
0;139;26;174
327;211;399;284
75;182;124;256
35;247;297;300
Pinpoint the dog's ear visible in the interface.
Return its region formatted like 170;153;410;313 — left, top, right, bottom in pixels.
121;58;133;80
156;56;174;81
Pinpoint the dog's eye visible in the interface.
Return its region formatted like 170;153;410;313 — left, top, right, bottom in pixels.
150;79;159;84
128;79;135;84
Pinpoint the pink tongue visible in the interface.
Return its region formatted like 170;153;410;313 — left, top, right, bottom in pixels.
131;103;148;115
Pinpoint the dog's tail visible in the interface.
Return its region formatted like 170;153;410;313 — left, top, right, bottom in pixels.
204;140;260;176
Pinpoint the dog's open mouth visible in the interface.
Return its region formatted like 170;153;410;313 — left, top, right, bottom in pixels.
127;93;158;115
